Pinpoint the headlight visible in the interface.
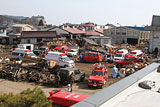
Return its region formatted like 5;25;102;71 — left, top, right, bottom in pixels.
88;80;92;82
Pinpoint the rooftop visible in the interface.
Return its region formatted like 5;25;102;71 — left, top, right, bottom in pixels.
21;31;57;38
62;27;85;34
127;26;149;31
72;63;160;107
85;30;103;36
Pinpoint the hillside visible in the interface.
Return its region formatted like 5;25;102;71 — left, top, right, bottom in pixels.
0;15;46;26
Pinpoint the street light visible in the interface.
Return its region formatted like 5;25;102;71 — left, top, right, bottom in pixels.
117;23;122;44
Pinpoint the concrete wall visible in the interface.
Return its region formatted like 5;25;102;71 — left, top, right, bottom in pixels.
21;38;37;44
149;31;160;53
104;27;150;45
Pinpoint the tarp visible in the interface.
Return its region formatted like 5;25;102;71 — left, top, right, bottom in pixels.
83;38;98;45
104;44;117;48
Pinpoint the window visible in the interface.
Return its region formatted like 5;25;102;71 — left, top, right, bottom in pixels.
0;29;4;33
116;32;120;35
74;70;80;74
122;32;126;35
91;71;104;76
153;35;159;39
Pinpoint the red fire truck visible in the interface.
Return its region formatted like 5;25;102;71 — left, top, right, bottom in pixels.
48;89;88;107
115;54;137;68
54;46;69;55
88;64;108;88
82;52;103;63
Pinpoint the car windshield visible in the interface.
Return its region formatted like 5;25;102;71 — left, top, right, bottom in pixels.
54;49;60;51
69;50;75;52
26;53;36;57
115;53;122;57
63;57;71;61
91;71;104;76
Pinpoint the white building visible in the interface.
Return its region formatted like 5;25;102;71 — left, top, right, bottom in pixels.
145;15;160;54
104;26;150;46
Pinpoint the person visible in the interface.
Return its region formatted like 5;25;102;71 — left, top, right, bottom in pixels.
110;55;113;63
67;84;72;92
18;54;22;60
145;55;149;62
69;72;74;86
79;54;83;62
112;65;118;78
105;54;108;63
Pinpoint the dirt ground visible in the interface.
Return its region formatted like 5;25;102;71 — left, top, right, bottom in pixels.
0;52;121;97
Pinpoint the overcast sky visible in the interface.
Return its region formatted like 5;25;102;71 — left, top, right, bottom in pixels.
0;0;159;26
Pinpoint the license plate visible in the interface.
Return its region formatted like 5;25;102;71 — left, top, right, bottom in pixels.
93;84;97;86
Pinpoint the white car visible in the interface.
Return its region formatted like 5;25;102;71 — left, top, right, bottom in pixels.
67;49;78;57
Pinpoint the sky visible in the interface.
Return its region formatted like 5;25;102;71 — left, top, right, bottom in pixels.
0;0;160;26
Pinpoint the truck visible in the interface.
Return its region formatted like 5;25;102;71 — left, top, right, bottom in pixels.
59;67;85;85
17;44;34;51
114;49;129;61
48;89;88;107
88;64;108;88
115;54;137;68
82;52;103;63
54;46;69;55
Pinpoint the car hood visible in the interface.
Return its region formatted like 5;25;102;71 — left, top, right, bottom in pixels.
89;76;104;81
67;52;75;54
67;60;74;63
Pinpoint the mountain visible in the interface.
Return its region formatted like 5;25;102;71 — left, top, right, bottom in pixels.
0;15;46;26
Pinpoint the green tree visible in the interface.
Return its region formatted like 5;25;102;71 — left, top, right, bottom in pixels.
0;87;51;107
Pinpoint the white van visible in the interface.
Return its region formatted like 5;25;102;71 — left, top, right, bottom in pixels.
114;49;129;61
45;52;75;67
130;50;143;58
11;48;37;60
17;44;34;51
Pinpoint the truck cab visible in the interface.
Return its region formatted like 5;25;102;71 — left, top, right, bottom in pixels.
88;64;107;88
82;52;103;63
48;89;88;107
114;49;129;61
54;46;69;55
115;54;137;68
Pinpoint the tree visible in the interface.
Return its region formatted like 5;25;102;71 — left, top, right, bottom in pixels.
0;87;51;107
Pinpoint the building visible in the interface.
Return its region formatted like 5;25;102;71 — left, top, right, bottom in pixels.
0;26;9;44
145;15;160;54
20;31;57;44
8;24;34;44
72;63;160;107
104;26;150;46
87;36;111;46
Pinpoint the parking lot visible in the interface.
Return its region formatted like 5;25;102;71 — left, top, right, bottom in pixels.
0;52;122;96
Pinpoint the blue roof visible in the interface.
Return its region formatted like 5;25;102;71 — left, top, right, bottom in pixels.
127;26;150;31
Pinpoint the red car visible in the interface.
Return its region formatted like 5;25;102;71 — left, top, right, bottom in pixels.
82;52;103;63
115;54;137;68
54;46;69;54
88;64;108;88
48;89;88;107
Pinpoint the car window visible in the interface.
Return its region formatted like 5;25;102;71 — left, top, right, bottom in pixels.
12;52;19;56
91;71;104;76
74;70;80;74
115;53;122;57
